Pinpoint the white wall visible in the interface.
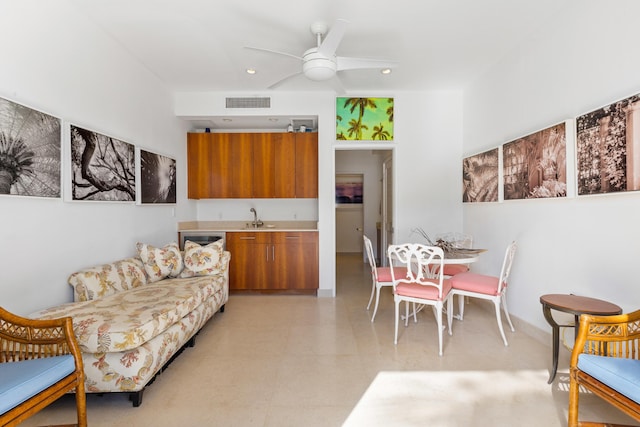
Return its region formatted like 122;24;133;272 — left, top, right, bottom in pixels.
0;0;195;315
463;0;640;333
176;89;464;296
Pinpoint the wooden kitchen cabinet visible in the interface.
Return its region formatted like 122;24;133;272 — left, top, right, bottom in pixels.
226;231;318;293
295;132;318;198
187;132;317;199
253;133;296;198
187;133;253;199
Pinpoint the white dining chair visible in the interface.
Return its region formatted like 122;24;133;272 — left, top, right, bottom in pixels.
388;243;453;356
364;235;404;322
449;241;517;346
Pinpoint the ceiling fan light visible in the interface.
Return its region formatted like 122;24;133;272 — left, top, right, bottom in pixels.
304;64;336;81
302;48;337;81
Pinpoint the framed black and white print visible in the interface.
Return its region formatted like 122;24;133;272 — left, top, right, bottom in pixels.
0;96;61;198
462;148;499;203
576;93;640;195
69;125;135;201
503;122;567;200
139;149;176;204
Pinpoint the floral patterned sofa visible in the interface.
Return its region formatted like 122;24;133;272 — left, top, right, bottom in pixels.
32;240;229;407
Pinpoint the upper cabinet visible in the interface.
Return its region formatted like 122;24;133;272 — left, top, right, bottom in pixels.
187;132;318;199
294;132;319;198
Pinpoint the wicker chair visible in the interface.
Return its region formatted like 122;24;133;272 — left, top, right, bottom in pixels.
568;309;640;427
0;306;87;427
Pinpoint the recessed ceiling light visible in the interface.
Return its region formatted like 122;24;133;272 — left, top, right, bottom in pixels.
381;68;392;75
246;68;257;75
222;118;233;122
268;118;279;122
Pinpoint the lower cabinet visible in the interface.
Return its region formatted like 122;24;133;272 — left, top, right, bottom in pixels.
226;231;318;293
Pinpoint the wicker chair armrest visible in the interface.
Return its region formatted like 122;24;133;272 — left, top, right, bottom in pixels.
0;306;83;367
570;309;640;368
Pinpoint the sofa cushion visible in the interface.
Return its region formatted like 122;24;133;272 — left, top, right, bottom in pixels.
68;257;148;302
136;242;184;282
180;240;225;278
0;355;75;414
578;354;640;404
35;275;226;353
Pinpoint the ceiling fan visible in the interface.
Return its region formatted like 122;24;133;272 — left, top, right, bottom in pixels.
245;18;398;89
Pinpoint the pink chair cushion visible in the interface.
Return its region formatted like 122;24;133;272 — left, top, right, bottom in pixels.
450;272;501;296
376;266;406;283
438;264;470;276
395;279;452;301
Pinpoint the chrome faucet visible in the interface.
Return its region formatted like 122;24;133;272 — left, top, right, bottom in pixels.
249;208;263;228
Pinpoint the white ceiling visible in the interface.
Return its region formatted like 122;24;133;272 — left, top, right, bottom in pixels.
69;0;570;130
71;0;568;94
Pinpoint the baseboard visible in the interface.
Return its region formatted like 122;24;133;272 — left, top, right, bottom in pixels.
316;288;334;298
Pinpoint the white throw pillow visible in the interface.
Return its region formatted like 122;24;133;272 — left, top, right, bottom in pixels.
136;242;184;282
179;239;224;278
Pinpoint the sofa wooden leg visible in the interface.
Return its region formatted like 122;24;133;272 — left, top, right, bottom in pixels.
130;390;144;407
220;304;225;313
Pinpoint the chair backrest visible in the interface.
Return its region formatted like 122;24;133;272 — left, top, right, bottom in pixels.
363;235;379;281
498;241;517;293
387;243;446;297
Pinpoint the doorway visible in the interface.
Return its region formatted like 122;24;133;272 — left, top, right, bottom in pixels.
335;148;393;293
336;174;364;253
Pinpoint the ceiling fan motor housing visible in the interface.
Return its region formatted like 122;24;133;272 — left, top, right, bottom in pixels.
302;48;337;81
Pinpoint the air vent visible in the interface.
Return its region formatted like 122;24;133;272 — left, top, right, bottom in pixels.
291;119;315;130
225;97;271;109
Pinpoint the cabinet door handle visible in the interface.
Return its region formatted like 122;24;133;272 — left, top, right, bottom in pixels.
285;236;300;240
266;246;269;262
272;245;275;261
240;237;256;240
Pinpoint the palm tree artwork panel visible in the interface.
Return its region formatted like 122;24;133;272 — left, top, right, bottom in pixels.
140;149;176;204
503;122;567;200
463;148;499;203
336;98;393;141
576;92;640;195
70;125;135;201
0;97;61;197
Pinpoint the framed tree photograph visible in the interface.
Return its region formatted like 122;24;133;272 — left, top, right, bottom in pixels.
0;96;61;198
503;122;567;200
463;148;499;203
69;125;135;201
139;149;176;204
576;93;640;195
336;97;394;141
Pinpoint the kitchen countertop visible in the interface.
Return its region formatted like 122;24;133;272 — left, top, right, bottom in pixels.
178;220;319;232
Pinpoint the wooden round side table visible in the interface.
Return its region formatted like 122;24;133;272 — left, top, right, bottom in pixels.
539;293;622;383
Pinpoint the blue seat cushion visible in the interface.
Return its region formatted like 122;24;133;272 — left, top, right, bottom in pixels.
0;355;76;415
578;354;640;404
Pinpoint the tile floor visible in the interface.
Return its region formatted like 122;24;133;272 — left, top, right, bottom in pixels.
22;254;639;426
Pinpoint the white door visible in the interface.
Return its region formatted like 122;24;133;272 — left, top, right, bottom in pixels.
381;156;393;266
336;206;364;252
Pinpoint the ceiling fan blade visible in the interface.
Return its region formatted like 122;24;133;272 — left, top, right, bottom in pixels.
317;18;348;57
268;71;303;89
244;46;302;61
336;56;399;71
